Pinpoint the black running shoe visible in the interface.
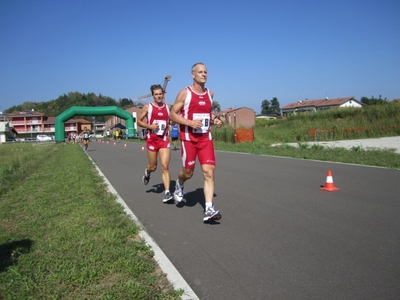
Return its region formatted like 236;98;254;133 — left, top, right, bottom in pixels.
162;191;174;204
142;169;150;185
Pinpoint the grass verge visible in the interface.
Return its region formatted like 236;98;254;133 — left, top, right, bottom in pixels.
214;139;400;169
0;143;181;299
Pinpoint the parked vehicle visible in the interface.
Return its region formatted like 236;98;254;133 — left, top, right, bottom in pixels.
37;134;52;141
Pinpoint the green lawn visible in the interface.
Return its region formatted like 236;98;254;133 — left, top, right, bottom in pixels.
0;143;182;299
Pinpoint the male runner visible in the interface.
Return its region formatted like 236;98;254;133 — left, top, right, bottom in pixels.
137;84;173;204
82;127;90;152
170;62;223;222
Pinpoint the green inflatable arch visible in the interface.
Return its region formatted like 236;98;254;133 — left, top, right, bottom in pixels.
55;106;135;143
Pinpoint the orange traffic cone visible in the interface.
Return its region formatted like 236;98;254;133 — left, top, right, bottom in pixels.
124;143;127;148
141;146;144;152
321;170;339;191
114;142;116;146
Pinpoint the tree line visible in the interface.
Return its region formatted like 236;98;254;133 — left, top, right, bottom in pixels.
4;91;223;122
5;92;148;122
360;95;392;106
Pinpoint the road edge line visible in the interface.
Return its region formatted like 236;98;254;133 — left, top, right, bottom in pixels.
91;161;199;300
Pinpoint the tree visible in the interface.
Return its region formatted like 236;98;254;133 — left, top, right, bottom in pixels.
136;102;144;109
261;99;270;114
4;92;119;116
361;95;388;106
261;97;281;115
270;97;281;116
212;100;221;113
120;98;133;108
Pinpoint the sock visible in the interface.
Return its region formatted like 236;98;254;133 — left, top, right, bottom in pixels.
205;202;213;210
177;180;183;187
165;190;170;195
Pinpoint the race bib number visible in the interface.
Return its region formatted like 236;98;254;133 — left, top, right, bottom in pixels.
153;120;167;135
192;113;210;133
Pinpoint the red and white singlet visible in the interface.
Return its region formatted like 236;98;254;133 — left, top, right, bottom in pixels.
146;102;170;141
179;86;213;142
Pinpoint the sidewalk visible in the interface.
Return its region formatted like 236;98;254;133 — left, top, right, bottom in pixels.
272;136;400;154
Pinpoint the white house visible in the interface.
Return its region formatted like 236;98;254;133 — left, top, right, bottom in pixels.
256;114;278;119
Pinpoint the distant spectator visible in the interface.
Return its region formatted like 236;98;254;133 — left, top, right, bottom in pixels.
170;123;179;150
115;129;120;142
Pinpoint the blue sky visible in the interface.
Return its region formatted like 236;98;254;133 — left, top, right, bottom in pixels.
1;0;399;114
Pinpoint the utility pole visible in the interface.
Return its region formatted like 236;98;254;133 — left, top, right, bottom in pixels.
92;117;96;137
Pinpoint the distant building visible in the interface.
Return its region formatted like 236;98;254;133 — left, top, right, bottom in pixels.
3;110;100;138
7;110;48;134
74;118;93;133
281;96;363;116
0;111;18;143
256;114;278;120
102;106;144;138
217;107;256;128
104;107;142;129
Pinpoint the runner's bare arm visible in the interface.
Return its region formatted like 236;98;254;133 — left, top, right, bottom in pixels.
137;104;158;130
170;89;202;129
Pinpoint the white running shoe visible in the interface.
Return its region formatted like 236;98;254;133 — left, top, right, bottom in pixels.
203;204;222;222
173;180;184;202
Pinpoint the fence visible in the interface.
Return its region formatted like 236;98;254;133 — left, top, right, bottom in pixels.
234;128;254;143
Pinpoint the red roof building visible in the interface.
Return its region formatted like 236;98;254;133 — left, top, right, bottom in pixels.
281;97;363;116
217;107;256;128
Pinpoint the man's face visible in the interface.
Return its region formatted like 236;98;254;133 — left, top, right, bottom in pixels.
152;89;164;104
192;64;207;84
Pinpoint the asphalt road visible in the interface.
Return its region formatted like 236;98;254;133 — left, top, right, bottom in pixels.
87;140;400;300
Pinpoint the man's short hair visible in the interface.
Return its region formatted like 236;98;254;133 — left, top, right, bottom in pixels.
150;84;164;95
191;62;206;73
